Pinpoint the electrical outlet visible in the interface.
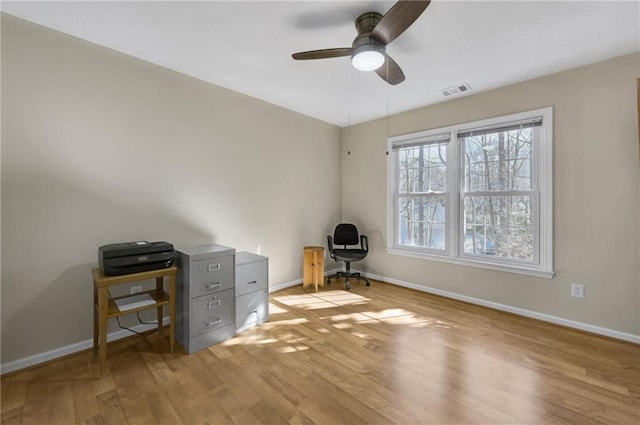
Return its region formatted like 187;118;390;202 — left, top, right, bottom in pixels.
571;283;584;299
130;285;143;295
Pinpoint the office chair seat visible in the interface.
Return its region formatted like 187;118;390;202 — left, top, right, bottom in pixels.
332;249;367;262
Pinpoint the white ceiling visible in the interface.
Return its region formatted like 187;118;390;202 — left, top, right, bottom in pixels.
2;0;639;127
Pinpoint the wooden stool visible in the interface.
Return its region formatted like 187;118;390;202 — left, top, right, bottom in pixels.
303;246;325;292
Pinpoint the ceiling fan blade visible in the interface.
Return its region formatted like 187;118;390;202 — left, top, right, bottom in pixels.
371;0;431;45
292;48;352;60
375;55;405;85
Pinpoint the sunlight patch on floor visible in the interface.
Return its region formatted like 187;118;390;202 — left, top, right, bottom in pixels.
332;322;353;330
273;294;340;310
254;288;456;350
259;318;308;329
381;315;442;328
256;338;279;345
360;308;414;320
312;290;368;300
268;302;288;314
312;291;370;306
350;330;374;340
311;289;364;297
278;334;308;344
275;295;324;306
279;345;310;353
322;312;375;323
273;290;371;309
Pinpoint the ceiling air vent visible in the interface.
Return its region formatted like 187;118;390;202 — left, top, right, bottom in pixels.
440;83;472;97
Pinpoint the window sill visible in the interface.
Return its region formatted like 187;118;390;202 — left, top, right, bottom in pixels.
386;247;555;279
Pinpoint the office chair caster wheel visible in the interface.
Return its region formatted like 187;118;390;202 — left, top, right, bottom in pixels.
344;282;351;291
365;280;370;287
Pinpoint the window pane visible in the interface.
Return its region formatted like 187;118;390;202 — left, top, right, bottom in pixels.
398;196;446;250
397;144;446;193
463;128;533;192
463;195;533;261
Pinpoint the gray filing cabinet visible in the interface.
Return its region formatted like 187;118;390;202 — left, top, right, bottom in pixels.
235;252;269;333
176;244;235;353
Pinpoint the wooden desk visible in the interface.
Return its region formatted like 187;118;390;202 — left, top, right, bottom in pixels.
92;266;177;375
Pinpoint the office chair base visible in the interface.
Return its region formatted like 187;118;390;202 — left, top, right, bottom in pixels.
326;271;370;291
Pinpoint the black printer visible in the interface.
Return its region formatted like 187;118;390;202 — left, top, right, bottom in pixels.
98;241;175;276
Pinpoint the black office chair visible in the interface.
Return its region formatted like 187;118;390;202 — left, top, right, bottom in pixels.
326;223;370;290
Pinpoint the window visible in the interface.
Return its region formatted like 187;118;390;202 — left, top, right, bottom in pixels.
394;132;449;250
387;108;553;278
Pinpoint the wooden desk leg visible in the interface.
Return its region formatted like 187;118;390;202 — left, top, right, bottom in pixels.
93;281;98;355
169;273;176;353
156;277;164;336
98;286;109;375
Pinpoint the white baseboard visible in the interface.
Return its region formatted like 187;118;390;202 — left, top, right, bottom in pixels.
361;270;640;344
269;278;301;293
268;268;342;293
0;317;171;375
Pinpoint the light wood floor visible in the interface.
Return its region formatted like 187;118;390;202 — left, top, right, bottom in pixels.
2;279;639;425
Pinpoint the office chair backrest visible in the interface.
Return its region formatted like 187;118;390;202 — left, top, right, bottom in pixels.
334;223;359;246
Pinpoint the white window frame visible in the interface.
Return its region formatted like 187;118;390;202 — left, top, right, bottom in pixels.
387;107;554;278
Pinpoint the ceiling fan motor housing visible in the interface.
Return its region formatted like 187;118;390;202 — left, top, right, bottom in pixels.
351;35;385;61
351;12;386;71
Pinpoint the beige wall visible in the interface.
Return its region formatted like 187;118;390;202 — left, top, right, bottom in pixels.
343;53;640;336
2;12;639;369
1;14;342;364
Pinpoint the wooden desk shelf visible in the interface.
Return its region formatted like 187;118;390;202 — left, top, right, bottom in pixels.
106;289;170;318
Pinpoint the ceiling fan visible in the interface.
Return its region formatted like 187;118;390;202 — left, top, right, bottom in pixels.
291;0;431;85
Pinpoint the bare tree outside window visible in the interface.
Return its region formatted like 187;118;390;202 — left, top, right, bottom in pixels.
397;143;446;250
462;126;535;260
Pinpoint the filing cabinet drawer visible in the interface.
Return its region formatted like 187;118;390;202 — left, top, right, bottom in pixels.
236;289;269;331
236;261;268;296
191;288;234;337
191;255;234;297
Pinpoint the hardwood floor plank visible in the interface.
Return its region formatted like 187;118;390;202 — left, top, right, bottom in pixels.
108;347;157;424
1;406;23;425
144;388;184;425
95;389;128;425
0;372;27;414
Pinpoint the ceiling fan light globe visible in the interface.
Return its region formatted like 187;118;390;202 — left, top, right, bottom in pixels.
352;50;385;71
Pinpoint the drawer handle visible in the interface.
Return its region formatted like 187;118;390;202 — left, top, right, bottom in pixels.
208;300;221;309
208;264;220;272
205;318;222;327
205;282;222;290
248;280;258;285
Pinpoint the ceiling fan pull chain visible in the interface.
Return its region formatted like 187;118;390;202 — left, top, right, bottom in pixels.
347;61;352;156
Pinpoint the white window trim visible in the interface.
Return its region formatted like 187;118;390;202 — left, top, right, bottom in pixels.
386;107;554;279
